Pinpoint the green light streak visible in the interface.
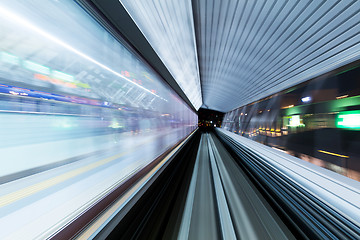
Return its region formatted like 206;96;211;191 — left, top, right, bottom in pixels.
23;60;50;75
336;110;360;130
52;70;74;82
1;52;19;65
75;81;91;88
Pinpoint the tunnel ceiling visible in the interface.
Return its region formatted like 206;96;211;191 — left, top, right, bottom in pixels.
119;1;202;110
193;0;360;112
118;0;360;113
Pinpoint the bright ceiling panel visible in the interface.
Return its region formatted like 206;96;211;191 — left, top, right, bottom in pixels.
193;0;360;112
119;0;202;110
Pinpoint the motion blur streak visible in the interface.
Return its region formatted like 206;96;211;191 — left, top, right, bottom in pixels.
178;133;294;240
0;5;160;98
223;63;360;181
0;1;197;239
120;0;202;109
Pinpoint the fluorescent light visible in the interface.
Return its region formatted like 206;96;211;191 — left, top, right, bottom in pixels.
336;95;348;99
52;70;75;82
288;115;301;126
336;111;360;129
301;96;311;103
1;52;19;65
23;60;50;75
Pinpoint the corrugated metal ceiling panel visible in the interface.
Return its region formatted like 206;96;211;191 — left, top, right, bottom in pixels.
120;0;202;110
193;0;360;112
120;0;360;113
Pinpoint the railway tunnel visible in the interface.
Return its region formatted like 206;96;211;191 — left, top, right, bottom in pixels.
0;1;359;239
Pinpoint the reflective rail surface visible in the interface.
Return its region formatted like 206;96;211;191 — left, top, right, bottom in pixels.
217;128;360;239
178;133;294;239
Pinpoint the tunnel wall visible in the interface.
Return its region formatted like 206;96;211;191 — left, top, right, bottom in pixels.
0;1;197;180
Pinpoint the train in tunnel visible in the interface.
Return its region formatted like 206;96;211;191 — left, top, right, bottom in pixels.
0;0;359;239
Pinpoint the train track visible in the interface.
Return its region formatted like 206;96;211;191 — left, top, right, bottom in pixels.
87;129;360;239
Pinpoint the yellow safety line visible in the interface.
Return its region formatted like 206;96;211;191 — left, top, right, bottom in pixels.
0;151;127;208
318;150;349;158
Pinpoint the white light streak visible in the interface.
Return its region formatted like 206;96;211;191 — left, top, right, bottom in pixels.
301;96;311;103
0;5;162;99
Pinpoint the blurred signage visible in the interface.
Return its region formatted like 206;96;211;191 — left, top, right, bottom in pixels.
336;110;360;130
